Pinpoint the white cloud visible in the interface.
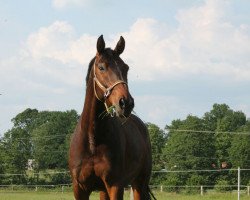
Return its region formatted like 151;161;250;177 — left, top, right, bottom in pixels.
21;21;98;87
24;21;73;61
102;0;248;81
22;0;250;82
1;0;250;134
52;0;88;9
24;21;96;66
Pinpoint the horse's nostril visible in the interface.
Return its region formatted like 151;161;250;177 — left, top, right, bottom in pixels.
119;98;126;110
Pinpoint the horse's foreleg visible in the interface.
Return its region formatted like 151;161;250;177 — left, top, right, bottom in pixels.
72;179;90;200
109;186;124;200
132;184;151;200
104;184;124;200
100;189;110;200
132;186;142;200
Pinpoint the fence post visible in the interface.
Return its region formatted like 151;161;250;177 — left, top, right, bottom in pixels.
62;186;64;194
200;185;204;196
247;186;250;196
160;185;163;192
238;167;240;200
35;186;38;192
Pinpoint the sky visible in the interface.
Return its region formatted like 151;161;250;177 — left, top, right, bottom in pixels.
1;0;250;135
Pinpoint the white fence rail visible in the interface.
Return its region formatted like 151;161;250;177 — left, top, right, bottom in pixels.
0;168;249;200
0;184;249;196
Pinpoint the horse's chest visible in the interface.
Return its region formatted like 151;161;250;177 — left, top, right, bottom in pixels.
80;145;111;179
93;145;112;177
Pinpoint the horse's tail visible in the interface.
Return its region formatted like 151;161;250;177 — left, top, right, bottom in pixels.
147;186;157;200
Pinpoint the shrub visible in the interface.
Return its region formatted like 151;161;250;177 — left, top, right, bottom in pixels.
185;175;204;194
214;179;232;192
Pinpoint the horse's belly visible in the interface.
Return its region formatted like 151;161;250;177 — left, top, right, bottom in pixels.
93;143;145;186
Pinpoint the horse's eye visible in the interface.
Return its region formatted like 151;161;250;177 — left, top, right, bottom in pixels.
98;65;105;71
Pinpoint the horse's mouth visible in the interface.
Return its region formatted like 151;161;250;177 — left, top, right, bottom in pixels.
110;105;132;118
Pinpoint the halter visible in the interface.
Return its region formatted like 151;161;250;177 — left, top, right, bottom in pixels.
93;60;127;116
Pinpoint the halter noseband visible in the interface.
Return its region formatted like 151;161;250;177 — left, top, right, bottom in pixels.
93;60;127;115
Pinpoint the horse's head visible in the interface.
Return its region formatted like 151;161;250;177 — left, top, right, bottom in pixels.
92;35;134;118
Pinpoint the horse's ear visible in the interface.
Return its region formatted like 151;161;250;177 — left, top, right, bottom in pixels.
97;35;105;54
114;36;125;55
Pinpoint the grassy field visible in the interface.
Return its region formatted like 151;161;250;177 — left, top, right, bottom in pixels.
0;191;250;200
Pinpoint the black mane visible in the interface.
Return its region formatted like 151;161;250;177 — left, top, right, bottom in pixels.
86;57;96;84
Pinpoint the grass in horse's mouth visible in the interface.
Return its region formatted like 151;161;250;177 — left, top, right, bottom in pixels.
99;105;116;119
108;106;116;117
99;106;136;120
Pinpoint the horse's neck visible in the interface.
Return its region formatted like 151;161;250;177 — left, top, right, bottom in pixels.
80;80;104;153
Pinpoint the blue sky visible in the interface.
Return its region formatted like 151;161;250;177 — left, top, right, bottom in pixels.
1;0;250;135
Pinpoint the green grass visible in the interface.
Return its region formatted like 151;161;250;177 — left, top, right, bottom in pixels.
0;191;250;200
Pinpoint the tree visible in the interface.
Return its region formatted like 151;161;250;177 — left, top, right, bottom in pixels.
32;110;78;171
203;104;230;131
203;104;246;164
146;123;166;185
0;109;39;183
163;115;216;186
12;108;39;130
215;109;246;162
1;128;32;184
229;120;250;185
1;108;79;185
0;139;6;184
146;123;166;170
164;115;215;170
203;104;247;185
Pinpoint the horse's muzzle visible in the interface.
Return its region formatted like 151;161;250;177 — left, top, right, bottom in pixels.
119;95;134;118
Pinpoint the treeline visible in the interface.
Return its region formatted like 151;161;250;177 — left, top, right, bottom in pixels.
0;104;250;188
0;109;78;185
149;103;250;189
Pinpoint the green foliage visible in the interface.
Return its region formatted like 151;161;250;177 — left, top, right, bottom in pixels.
203;104;230;131
163;115;215;185
146;123;167;185
0;128;32;184
162;104;249;188
0;140;6;184
203;104;247;184
163;173;183;192
0;103;249;188
0;108;78;185
146;123;166;170
50;171;71;185
185;174;206;194
214;179;232;192
32;110;78;170
228;121;250;185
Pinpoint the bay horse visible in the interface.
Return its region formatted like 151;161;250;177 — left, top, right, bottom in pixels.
69;35;155;200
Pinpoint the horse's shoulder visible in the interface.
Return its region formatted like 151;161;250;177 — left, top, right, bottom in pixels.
129;114;145;125
127;114;148;136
